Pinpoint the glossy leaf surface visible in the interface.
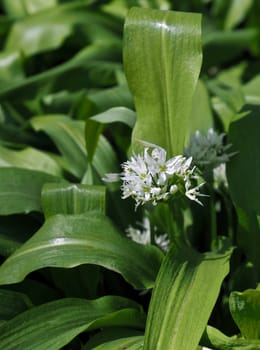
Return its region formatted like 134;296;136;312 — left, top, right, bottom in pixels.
124;7;202;155
0;212;163;289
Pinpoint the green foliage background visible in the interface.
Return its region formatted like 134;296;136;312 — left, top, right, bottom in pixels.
0;0;260;349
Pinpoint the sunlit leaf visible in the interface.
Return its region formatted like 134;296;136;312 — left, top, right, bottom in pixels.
143;240;232;350
124;7;202;155
0;212;163;289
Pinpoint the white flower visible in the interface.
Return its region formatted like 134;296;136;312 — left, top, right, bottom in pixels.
126;217;151;245
154;233;170;252
103;141;204;208
126;217;170;252
185;128;236;169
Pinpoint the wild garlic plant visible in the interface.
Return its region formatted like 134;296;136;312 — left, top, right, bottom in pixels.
104;141;203;248
104;141;204;208
104;129;236;251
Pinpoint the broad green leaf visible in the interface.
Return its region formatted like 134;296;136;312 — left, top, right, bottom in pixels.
124;7;202;155
201;325;260;349
229;289;260;340
0;212;163;289
143;241;232;350
92;336;144;350
0;296;145;350
0;289;32;321
0;145;62;176
41;183;106;218
31;115;87;178
0;167;64;215
227;107;260;214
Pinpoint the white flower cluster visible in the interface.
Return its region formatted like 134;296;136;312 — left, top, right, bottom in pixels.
126;217;170;252
103;142;203;208
185;128;235;168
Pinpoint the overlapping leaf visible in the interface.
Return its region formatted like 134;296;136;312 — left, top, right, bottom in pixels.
0;212;163;289
0;296;145;350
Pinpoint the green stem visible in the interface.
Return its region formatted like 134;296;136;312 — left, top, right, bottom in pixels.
209;187;218;250
204;168;218;251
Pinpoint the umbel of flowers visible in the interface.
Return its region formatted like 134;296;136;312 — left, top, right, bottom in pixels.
104;141;204;208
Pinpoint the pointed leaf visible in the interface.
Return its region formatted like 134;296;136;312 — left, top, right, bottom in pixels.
0;296;145;350
124;7;202;155
0;212;163;289
143;241;232;350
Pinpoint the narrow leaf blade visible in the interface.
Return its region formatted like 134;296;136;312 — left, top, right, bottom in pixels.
143;242;232;350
